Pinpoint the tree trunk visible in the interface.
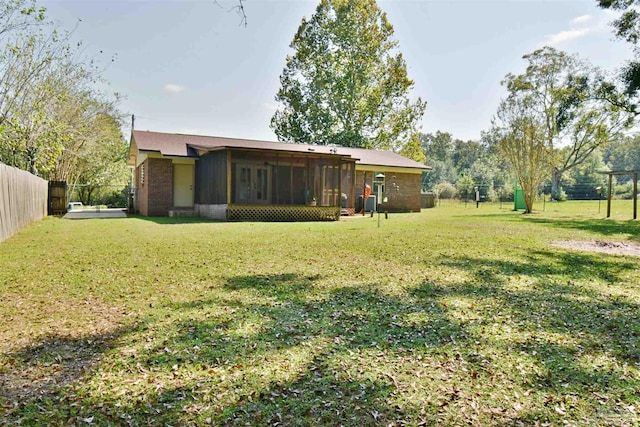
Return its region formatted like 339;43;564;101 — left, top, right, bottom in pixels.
551;167;562;200
520;175;535;213
523;186;534;213
26;148;38;176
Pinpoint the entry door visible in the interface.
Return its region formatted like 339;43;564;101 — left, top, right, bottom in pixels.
173;164;194;207
235;164;269;204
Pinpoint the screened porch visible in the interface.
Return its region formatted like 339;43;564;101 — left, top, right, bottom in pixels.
229;149;356;214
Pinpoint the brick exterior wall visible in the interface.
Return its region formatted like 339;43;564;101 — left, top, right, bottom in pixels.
136;160;148;216
146;158;173;216
355;170;422;213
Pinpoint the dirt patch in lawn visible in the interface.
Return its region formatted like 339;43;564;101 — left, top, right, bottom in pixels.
552;240;640;257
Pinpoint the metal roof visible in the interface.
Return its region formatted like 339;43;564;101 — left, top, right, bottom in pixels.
131;130;430;170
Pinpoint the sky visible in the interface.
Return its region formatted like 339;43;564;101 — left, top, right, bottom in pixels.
40;0;634;143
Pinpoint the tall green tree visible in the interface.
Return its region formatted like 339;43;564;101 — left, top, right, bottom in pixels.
564;148;608;199
604;133;640;174
0;0;126;196
597;0;640;97
452;139;484;172
502;47;633;200
71;112;128;205
420;131;454;163
271;0;425;151
455;174;476;202
489;92;550;213
420;158;456;191
399;133;425;163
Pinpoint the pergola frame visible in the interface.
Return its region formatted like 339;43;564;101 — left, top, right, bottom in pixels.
598;170;640;219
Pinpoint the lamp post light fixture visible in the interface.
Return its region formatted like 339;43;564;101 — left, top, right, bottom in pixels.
374;173;386;228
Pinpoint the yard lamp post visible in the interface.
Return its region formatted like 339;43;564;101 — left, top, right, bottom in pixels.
596;186;602;214
374;173;385;228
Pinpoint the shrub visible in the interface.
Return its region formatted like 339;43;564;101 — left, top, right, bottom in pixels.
97;187;129;208
434;182;457;199
614;182;634;199
486;187;498;202
553;188;568;201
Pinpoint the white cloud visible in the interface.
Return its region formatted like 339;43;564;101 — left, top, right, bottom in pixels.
539;13;600;47
572;15;592;25
543;27;593;46
164;83;185;93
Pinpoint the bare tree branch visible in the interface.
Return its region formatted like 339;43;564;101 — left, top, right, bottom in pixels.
213;0;247;27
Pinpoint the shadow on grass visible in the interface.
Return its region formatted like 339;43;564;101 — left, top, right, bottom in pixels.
55;274;465;425
437;248;639;284
219;355;398;426
3;262;639;425
137;276;467;425
225;273;322;296
523;217;640;241
417;251;640;393
0;324;140;408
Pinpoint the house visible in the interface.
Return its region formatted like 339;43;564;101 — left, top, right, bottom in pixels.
127;130;429;221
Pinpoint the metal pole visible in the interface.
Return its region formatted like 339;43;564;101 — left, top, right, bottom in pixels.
634;172;638;220
607;174;612;218
362;172;367;216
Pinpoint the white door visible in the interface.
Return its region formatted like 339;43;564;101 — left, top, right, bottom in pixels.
173;164;194;207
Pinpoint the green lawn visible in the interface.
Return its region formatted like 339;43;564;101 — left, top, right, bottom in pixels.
1;201;639;426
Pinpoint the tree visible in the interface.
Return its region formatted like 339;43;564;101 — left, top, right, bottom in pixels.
468;157;497;190
71;112;129;205
271;0;425;151
214;0;247;27
399;133;425;163
456;174;475;202
421;159;456;191
502;47;633;200
597;0;640;96
564;148;608;199
604;133;640;174
0;0;77;175
420;131;454;163
0;0;126;197
0;1;58;132
489;93;550;213
452;139;484;172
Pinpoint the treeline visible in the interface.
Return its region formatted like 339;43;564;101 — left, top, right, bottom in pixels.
420;130;640;201
421;45;639;207
0;0;128;205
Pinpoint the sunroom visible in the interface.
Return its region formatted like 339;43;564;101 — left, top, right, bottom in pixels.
193;146;356;221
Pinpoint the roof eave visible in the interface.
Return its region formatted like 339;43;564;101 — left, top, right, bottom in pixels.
191;144;358;160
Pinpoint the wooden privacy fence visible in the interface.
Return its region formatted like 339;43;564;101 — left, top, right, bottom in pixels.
0;162;48;243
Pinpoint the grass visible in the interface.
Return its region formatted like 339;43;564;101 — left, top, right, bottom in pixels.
0;200;639;426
